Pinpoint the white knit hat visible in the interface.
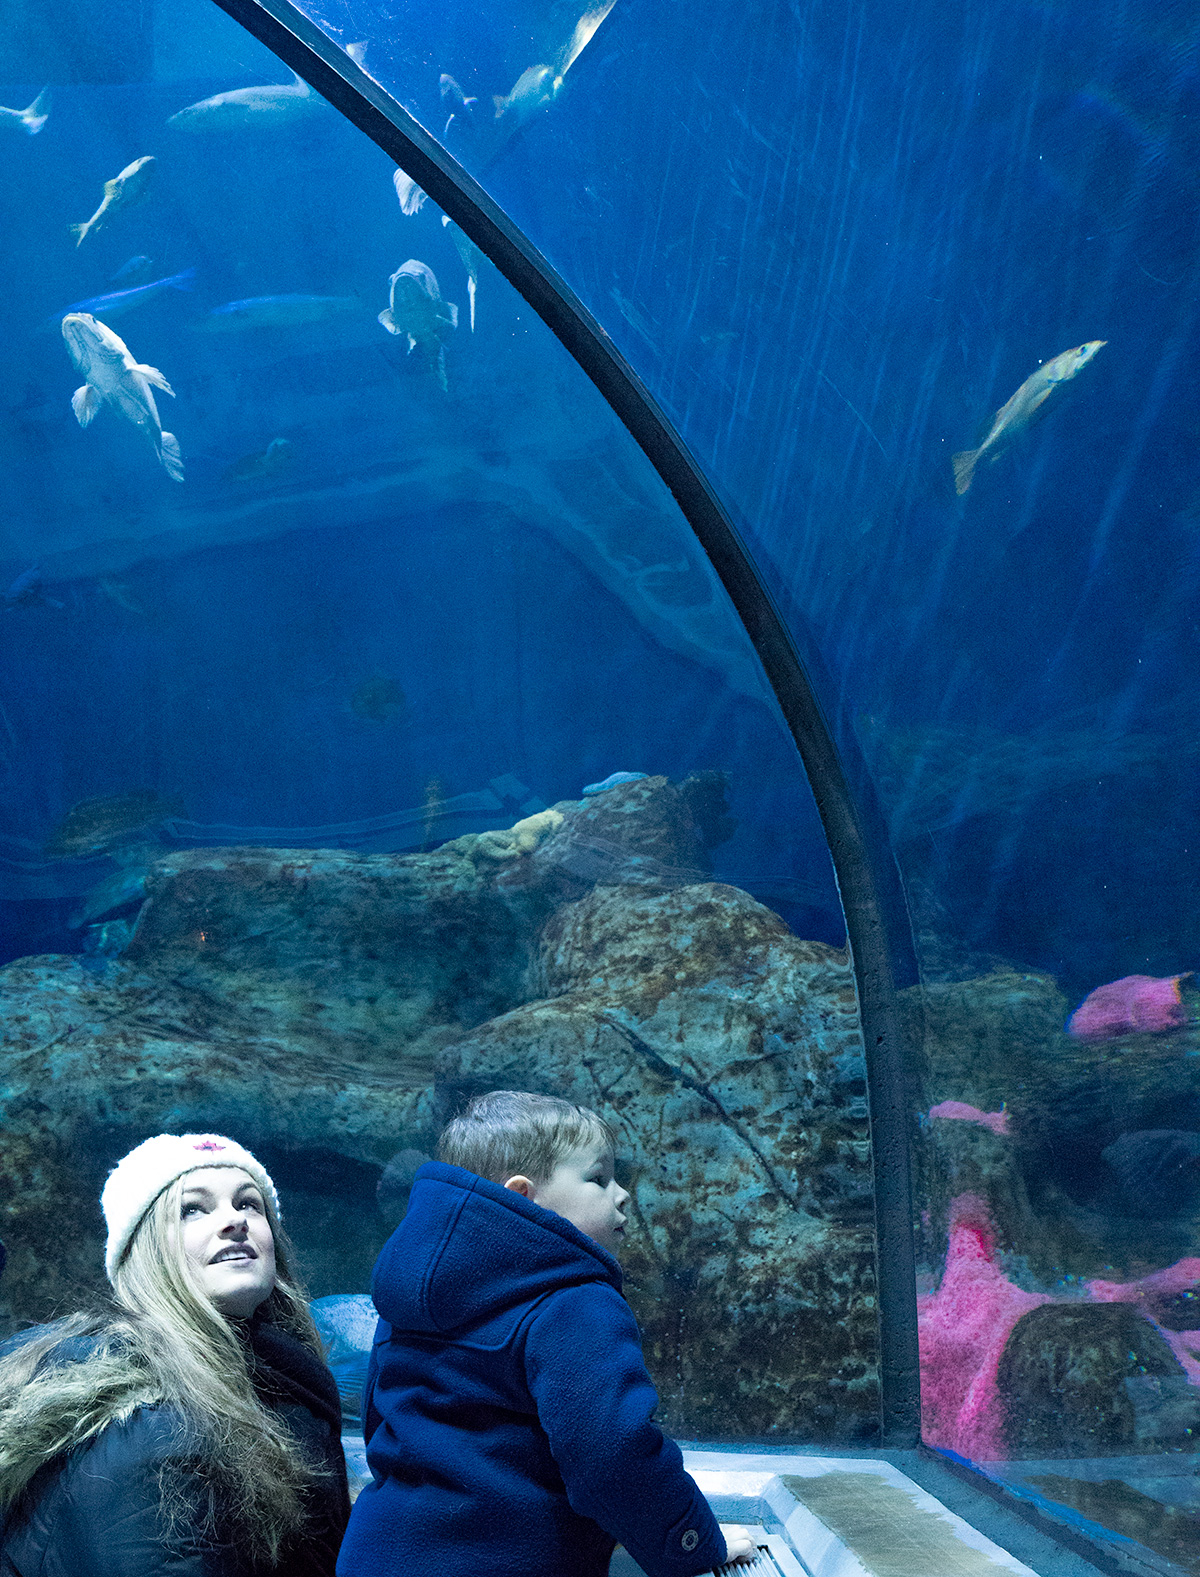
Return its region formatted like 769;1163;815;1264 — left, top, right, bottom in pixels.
101;1133;281;1281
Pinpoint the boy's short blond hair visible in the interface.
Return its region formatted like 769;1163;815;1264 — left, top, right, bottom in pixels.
437;1090;616;1185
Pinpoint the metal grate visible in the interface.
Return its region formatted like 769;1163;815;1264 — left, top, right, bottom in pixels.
713;1548;789;1577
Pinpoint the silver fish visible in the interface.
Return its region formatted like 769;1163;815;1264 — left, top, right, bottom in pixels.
953;340;1106;495
440;215;480;331
196;295;363;331
0;89;48;136
439;74;478;139
393;168;426;216
49;269;195;330
62;313;183;481
71;155;155;247
493;64;561;124
168;43;365;131
377;260;458;390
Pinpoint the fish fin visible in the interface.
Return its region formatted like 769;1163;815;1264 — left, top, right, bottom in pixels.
406;333;417;353
103;177;122;199
134;363;175;396
23;88;49;133
345;41;368;65
159;432;184;482
377;308;399;334
446;301;459;329
463;95;477;107
70;222;88;246
952;449;978;495
468;276;476;332
71;384;101;426
494;95;507;117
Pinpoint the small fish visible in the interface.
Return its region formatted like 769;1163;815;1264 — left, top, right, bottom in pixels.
3;565;62;609
62;313;183;481
48;269;195;330
70;155;155;247
493;64;562;125
111;255;154;284
953;340;1106;495
441;215;480;331
223;436;294;481
439;73;478;139
393;168;426;216
582;770;648;796
378;259;457;391
0;89;49;136
196;295;363;332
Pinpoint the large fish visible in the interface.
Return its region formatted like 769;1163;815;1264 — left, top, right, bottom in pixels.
441;215;480;331
71;155;155;247
195;294;363;332
167;44;364;131
62;313;183;481
0;89;48;136
48;269;195;330
378;260;457;390
953;340;1106;495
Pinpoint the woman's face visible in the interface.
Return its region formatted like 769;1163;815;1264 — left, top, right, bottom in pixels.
180;1166;277;1318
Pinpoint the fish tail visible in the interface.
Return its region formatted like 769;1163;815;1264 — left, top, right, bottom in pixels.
23;88;49;133
160;432;184;482
952;448;978;495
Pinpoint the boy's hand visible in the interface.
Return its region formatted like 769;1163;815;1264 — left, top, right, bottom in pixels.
718;1525;757;1566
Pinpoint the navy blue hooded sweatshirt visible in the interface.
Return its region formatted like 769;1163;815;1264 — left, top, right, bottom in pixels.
336;1161;725;1577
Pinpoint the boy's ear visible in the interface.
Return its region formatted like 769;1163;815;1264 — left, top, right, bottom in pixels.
503;1175;536;1198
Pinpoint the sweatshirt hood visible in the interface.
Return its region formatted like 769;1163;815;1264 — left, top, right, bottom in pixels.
372;1161;622;1335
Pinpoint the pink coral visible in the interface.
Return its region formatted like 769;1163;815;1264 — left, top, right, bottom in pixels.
919;1195;1200;1459
1067;973;1191;1040
918;1194;1048;1459
927;1101;1010;1136
1088;1259;1200;1385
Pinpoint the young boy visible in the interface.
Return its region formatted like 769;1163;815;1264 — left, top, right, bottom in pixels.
337;1090;753;1577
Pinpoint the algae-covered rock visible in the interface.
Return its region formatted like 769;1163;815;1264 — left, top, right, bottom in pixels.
439;880;878;1439
0;776;879;1442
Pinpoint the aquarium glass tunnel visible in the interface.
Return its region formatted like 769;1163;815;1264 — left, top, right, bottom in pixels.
3;0;1200;1570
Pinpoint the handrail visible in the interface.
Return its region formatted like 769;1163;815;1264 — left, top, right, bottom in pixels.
207;0;921;1445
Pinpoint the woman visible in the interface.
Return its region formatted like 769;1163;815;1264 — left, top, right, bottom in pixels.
0;1133;350;1576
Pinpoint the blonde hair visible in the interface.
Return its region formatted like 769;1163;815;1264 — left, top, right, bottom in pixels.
438;1089;616;1184
0;1169;324;1564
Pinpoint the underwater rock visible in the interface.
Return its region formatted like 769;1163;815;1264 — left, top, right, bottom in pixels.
0;774;877;1439
998;1302;1198;1458
1067;973;1191;1041
437;878;879;1439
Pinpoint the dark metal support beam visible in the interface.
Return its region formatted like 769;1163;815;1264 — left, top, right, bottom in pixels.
206;0;922;1446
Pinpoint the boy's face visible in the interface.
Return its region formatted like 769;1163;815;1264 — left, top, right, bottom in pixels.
524;1140;630;1254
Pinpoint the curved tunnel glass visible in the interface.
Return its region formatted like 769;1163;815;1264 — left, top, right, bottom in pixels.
241;0;1200;1564
0;0;887;1473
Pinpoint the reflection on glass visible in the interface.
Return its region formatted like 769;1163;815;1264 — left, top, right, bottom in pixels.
0;0;876;1454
